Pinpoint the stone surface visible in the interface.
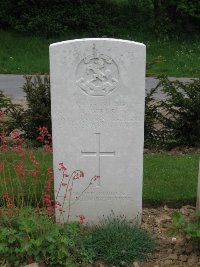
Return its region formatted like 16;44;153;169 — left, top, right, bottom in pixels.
50;38;146;224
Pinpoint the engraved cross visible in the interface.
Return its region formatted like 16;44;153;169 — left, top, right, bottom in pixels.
81;133;115;185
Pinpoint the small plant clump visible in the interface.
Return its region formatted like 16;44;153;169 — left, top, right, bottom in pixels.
0;207;93;267
22;75;52;142
83;214;155;266
145;77;200;149
171;210;200;241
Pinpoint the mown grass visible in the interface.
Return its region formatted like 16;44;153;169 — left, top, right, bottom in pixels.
143;153;199;205
0;148;199;205
0;30;199;77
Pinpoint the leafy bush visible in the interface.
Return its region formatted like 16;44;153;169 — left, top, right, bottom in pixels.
0;90;24;133
22;75;51;142
153;0;200;35
144;86;162;148
83;214;155;266
144;77;200;148
171;210;200;241
156;77;200;148
0;0;199;36
0;0;152;37
0;207;92;266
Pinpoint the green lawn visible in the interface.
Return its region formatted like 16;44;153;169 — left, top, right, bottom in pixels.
0;149;199;206
0;30;199;77
143;153;199;205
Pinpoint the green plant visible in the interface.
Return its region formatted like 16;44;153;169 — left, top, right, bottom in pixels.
152;0;200;36
0;207;93;266
144;85;162;148
171;210;200;241
22;75;51;142
83;214;155;266
156;77;200;148
144;77;200;148
0;90;24;133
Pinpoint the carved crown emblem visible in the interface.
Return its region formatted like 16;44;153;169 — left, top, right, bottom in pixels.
76;44;119;96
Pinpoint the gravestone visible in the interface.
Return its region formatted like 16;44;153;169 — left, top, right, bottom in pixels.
50;38;146;224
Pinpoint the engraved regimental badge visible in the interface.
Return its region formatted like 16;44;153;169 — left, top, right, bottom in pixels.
76;44;119;96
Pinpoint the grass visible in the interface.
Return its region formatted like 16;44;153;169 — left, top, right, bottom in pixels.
143;153;200;205
83;215;155;266
0;30;199;77
0;148;199;205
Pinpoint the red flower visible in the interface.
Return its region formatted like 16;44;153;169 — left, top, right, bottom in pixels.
61;182;68;186
29;152;34;159
15;145;22;152
58;162;67;171
76;214;85;224
31;169;40;176
31;159;40;166
72;170;84;180
92;175;100;181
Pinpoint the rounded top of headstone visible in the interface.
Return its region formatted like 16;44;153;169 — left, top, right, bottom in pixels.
49;38;146;48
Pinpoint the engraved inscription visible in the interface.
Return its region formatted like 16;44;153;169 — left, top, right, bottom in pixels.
81;133;115;185
76;44;119;96
58;192;133;201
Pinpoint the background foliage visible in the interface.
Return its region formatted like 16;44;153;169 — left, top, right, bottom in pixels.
145;77;200;148
22;75;51;142
0;0;199;37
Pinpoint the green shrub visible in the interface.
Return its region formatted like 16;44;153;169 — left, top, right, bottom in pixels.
0;0;153;37
22;75;51;142
153;0;200;36
0;0;199;36
171;210;200;241
144;77;200;148
144;85;162;148
156;77;200;148
0;90;24;133
83;214;155;266
0;207;93;266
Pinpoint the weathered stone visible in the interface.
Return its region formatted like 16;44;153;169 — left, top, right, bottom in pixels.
50;38;146;224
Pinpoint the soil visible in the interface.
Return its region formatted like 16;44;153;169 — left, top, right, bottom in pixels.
137;205;200;267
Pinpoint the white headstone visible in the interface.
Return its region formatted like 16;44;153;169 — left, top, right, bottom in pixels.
50;38;146;224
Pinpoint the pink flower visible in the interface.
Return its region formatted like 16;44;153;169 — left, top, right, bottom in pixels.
92;175;100;181
31;169;40;176
76;215;85;224
72;170;84;180
15;145;22;152
31;159;40;166
29;152;34;159
10;129;21;139
61;182;68;186
58;162;67;171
